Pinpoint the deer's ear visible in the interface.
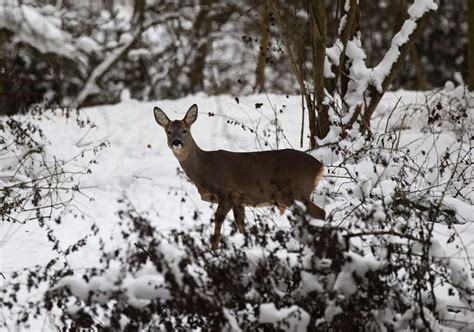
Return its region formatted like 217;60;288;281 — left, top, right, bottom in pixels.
184;104;198;126
154;106;170;127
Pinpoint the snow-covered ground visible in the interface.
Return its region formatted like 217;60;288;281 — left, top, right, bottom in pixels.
2;93;315;273
1;90;473;328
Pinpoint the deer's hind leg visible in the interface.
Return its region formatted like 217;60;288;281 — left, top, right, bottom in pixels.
232;205;246;234
212;201;232;250
306;200;326;220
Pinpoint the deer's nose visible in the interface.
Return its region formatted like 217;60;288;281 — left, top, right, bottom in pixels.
171;139;182;147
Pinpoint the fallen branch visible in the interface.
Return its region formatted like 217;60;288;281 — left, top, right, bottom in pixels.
73;28;145;107
73;14;181;107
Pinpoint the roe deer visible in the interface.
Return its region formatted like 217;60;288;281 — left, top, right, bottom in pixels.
154;104;325;250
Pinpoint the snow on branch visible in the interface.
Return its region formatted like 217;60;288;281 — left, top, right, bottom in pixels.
72;13;182;107
372;0;438;92
323;0;439;134
0;4;75;58
72;29;144;107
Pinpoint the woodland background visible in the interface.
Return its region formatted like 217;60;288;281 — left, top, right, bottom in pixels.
0;0;472;114
1;0;474;330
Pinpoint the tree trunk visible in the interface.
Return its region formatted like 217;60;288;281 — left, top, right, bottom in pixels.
468;0;474;90
338;0;359;99
308;0;330;140
409;46;429;90
132;0;146;27
255;1;270;92
271;0;317;148
189;12;210;93
396;0;428;90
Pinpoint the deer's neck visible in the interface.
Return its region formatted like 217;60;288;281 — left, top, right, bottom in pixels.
174;137;204;179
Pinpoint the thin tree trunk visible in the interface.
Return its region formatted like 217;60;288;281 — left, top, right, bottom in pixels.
189;1;212;93
133;0;146;27
271;0;317;148
308;0;330;139
0;30;9;115
255;1;270;92
338;0;359;99
468;0;474;90
73;27;145;107
409;46;429;90
396;0;428;90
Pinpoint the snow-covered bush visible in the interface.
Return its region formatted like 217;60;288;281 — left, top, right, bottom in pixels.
0;108;104;226
2;87;473;330
0;107;109;328
31;191;471;331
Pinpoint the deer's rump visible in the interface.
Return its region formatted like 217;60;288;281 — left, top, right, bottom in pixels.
197;149;324;206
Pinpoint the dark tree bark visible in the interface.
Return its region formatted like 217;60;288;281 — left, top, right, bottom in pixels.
468;0;474;90
338;0;359;99
133;0;146;26
308;0;330;140
255;1;270;92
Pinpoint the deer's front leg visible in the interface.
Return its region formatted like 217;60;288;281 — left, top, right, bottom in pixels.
212;201;232;250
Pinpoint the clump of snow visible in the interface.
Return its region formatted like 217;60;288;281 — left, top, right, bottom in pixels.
344;36;370;109
324;300;342;323
76;36;101;54
430;240;474;308
334;252;381;296
50;265;170;308
443;196;474;224
259;303;310;331
326;40;342;66
128;48;152;60
50;276;90;300
120;89;132;102
407;0;438;19
298;271;324;295
123;273;170;308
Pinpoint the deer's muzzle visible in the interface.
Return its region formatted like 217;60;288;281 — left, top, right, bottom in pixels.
171;139;183;150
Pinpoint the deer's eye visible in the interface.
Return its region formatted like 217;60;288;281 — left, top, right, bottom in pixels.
182;129;187;134
167;130;171;135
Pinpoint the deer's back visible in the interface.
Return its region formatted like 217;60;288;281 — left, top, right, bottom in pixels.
194;149;323;205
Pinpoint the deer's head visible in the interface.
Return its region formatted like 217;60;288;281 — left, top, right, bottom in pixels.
153;104;198;157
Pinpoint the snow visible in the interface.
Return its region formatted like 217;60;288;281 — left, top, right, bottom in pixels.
407;0;438;19
324;300;342;323
76;36;101;54
123;273;170;308
1;88;473;329
49;265;170;308
344;36;370;108
50;276;89;300
298;271;324;295
333;252;381;296
326;40;342;64
259;303;309;331
443;196;474;224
